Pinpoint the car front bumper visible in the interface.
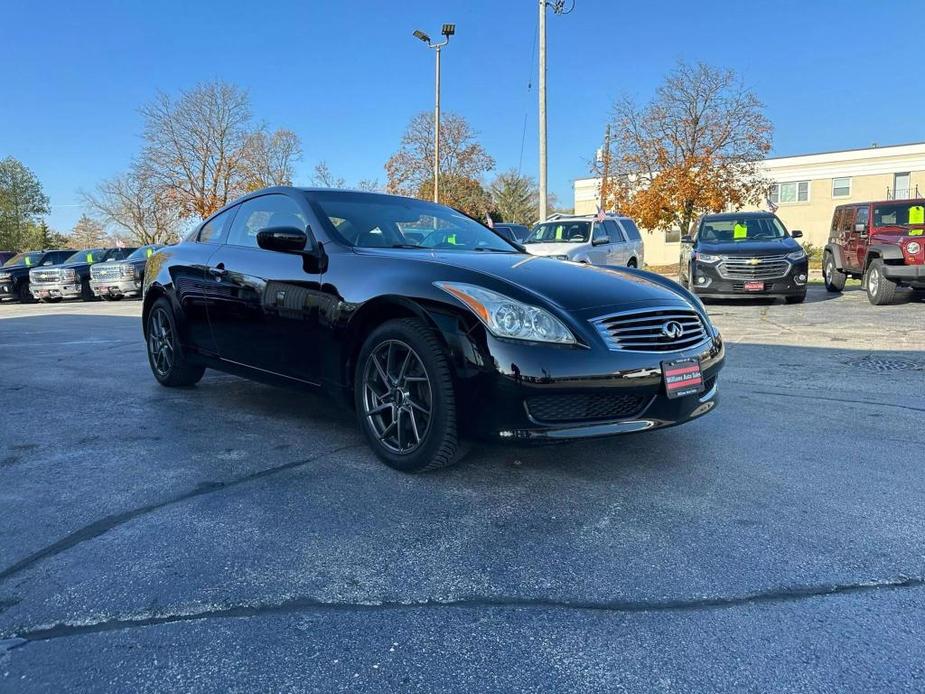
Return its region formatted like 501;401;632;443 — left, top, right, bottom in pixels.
881;263;925;285
90;278;142;297
447;321;725;442
690;258;808;298
30;281;81;300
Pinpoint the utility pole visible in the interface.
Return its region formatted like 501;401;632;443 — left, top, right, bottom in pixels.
538;0;547;221
538;1;573;222
413;24;456;204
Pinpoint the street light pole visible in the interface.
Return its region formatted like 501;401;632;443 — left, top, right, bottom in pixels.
434;44;441;204
413;24;455;205
538;0;547;222
538;1;574;222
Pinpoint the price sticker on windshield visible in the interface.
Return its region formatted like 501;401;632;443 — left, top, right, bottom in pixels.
662;358;704;399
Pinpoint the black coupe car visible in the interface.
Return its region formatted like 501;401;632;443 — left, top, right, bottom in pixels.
143;187;724;471
679;212;809;303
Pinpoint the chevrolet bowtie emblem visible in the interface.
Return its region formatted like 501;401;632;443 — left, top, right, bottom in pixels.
746;258;761;265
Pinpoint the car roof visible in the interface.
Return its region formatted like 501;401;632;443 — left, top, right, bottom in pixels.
836;198;925;207
700;212;778;221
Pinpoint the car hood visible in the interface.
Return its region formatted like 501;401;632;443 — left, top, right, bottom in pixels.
405;250;689;311
698;238;801;256
521;242;583;256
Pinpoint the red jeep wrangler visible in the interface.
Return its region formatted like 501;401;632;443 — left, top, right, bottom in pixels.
823;198;925;304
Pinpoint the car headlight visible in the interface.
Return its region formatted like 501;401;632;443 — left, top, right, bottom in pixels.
696;253;721;263
61;269;77;282
435;282;577;344
786;249;806;261
907;241;922;255
0;272;10;281
121;264;136;278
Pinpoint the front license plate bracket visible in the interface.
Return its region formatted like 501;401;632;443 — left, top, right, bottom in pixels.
662;358;704;399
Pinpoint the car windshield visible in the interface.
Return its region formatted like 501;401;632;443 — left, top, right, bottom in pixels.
698;217;788;242
3;252;44;267
64;249;108;264
524;221;591;244
873;202;925;227
127;245;161;260
307;192;517;252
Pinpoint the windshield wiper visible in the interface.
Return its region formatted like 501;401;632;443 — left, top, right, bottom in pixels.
389;243;426;249
472;247;516;252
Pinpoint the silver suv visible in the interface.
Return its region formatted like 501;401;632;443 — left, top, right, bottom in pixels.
522;214;645;267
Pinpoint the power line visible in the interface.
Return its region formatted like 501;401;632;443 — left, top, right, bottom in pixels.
517;11;539;175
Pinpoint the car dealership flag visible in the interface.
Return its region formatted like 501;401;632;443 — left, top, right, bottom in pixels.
485;213;494;229
596;205;607;222
766;197;779;213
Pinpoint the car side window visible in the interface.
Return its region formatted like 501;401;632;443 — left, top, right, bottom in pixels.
592;222;608;243
198;207;236;244
603;220;623;243
856;206;869;228
226;194;308;249
619;219;643;242
831;209;842;232
841;207;857;232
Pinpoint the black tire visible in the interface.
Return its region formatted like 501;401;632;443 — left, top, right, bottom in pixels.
146;297;205;387
627;258;637;268
823;251;846;292
355;318;461;473
785;293;806;305
80;279;97;301
864;259;897;306
16;282;34;304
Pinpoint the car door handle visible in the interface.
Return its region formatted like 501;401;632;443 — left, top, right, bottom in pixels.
209;264;226;278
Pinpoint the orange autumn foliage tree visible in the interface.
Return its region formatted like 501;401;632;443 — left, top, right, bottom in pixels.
593;62;772;235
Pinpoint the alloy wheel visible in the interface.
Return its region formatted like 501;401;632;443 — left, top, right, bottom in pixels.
867;266;880;296
148;307;175;377
362;339;433;454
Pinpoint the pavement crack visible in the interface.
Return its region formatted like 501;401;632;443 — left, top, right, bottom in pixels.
0;443;364;584
3;575;922;651
752;389;925;414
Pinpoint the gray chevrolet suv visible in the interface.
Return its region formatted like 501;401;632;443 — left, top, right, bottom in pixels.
522;214;645;267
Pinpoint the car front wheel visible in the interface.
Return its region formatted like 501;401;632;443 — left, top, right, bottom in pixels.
355;318;462;472
864;259;897;305
146;298;205;386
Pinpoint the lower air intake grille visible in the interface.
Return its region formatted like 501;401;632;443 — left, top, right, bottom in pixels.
526;392;648;423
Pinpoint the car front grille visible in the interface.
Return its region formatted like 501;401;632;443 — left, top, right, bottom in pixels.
30;269;61;283
91;265;123;282
591;306;709;352
526;392;649;423
718;255;790;280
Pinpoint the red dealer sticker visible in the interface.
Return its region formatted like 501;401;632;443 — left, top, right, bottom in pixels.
662;358;704;399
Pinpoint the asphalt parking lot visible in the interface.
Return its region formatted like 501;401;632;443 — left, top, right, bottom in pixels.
1;285;924;692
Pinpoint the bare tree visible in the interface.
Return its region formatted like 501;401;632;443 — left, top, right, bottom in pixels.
311;161;346;189
69;214;107;248
385;112;494;197
82;166;182;244
356;178;382;192
241;128;302;191
594;61;772;234
140;81;253;219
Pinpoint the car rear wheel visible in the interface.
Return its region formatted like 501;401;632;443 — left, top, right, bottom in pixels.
823;252;846;292
355;319;462;472
146;298;205;387
864;259;897;305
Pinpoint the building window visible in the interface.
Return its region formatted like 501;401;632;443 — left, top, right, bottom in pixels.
769;181;809;204
832;177;851;198
893;172;911;199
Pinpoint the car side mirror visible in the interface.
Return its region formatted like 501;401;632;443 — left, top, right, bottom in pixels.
680;235;693;245
592;236;610;246
791;230;803;238
257;226;309;253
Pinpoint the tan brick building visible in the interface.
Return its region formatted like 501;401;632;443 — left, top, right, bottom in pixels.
573;142;925;265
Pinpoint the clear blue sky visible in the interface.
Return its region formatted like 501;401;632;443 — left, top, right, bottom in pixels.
1;0;921;232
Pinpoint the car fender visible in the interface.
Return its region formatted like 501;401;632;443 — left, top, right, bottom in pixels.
824;242;847;270
866;243;904;264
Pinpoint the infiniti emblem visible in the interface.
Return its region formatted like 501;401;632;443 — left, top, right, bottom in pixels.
661;320;684;339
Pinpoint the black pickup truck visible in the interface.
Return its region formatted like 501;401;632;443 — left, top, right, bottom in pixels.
28;247;137;302
0;250;76;303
